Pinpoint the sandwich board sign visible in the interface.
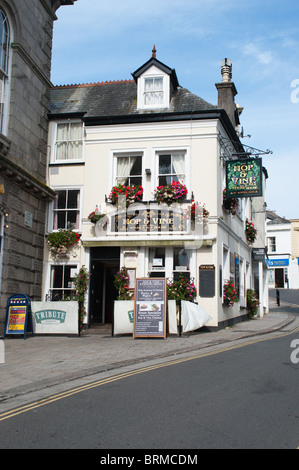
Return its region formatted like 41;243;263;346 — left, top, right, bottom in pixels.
3;294;34;339
133;278;167;339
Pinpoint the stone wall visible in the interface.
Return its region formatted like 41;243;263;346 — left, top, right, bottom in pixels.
0;0;76;321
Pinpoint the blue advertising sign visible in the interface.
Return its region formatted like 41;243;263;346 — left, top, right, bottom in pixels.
3;294;34;339
266;259;289;267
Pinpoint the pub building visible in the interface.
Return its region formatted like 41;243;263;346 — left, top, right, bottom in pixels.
43;51;269;330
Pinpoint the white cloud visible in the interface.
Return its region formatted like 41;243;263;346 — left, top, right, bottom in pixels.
243;43;274;65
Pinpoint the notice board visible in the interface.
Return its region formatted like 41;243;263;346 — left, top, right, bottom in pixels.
3;294;34;339
199;265;215;298
133;278;167;339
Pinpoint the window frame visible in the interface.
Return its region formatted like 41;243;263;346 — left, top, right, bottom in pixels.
267;236;276;253
49;186;83;232
0;6;12;136
111;151;144;192
137;66;170;110
51;120;85;164
48;263;79;301
153;148;190;193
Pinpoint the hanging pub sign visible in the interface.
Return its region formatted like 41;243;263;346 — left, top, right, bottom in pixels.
3;294;34;339
226;158;263;198
133;278;167;339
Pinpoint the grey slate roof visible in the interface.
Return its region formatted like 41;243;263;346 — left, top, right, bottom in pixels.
49;80;216;119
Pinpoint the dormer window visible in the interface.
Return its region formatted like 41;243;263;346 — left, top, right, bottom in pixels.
132;51;179;111
144;77;164;106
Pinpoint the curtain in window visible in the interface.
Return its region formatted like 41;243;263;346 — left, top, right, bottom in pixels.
69;122;83;160
144;78;163;106
172;153;185;183
116;156;136;185
56;123;83;160
56;123;69;160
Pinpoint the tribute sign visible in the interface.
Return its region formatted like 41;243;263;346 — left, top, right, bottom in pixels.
226;158;263;198
133;278;167;339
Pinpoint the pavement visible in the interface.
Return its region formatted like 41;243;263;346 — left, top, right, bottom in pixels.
0;297;298;411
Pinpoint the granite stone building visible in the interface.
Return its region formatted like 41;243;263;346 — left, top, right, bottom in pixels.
0;0;77;323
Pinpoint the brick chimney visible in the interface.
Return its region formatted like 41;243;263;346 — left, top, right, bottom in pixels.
215;59;240;129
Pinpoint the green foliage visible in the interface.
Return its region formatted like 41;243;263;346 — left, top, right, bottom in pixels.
247;289;259;318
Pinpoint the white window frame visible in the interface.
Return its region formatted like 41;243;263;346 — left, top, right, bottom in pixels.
137;65;170;110
146;246;196;282
110;150;145;193
152;147;190;195
48;186;83;232
267;236;276;253
46;262;79;301
50;120;85;163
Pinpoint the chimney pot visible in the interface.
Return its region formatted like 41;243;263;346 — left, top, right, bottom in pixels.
221;58;232;83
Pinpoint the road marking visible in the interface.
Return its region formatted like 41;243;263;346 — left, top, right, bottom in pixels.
1;326;299;422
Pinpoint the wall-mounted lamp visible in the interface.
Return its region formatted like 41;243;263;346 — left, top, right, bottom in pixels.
145;168;151;175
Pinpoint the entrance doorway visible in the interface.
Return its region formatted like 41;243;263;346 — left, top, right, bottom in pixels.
275;268;284;288
89;247;120;325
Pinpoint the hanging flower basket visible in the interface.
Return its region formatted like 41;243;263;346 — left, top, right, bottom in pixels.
223;188;239;215
185;201;209;222
223;280;238;306
108;184;143;207
154;180;188;206
167;276;197;301
88;207;105;224
46;229;81;258
245;218;257;244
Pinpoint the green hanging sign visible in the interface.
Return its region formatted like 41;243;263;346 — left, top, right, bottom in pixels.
226;158;263;198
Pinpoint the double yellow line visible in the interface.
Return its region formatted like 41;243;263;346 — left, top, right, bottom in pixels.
1;326;299;422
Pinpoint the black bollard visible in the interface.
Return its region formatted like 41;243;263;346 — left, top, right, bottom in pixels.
276;289;280;306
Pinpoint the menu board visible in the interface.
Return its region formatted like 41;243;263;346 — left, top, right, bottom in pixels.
133;278;167;339
199;265;215;298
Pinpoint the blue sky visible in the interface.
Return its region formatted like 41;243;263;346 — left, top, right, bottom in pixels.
52;0;299;219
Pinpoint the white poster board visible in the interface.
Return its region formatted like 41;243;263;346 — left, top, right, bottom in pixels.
31;301;79;335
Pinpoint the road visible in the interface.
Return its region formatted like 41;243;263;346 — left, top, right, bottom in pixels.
0;315;298;450
269;288;299;306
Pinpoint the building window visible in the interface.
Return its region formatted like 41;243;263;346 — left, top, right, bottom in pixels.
115;154;142;187
173;248;190;280
50;264;77;300
149;247;165;277
158;152;186;186
55;121;84;161
0;7;10;135
144;77;163;106
267;236;276;253
53;189;81;230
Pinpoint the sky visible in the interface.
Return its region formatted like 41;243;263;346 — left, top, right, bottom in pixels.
51;0;299;220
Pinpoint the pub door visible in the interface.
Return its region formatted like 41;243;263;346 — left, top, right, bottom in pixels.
89;260;119;325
